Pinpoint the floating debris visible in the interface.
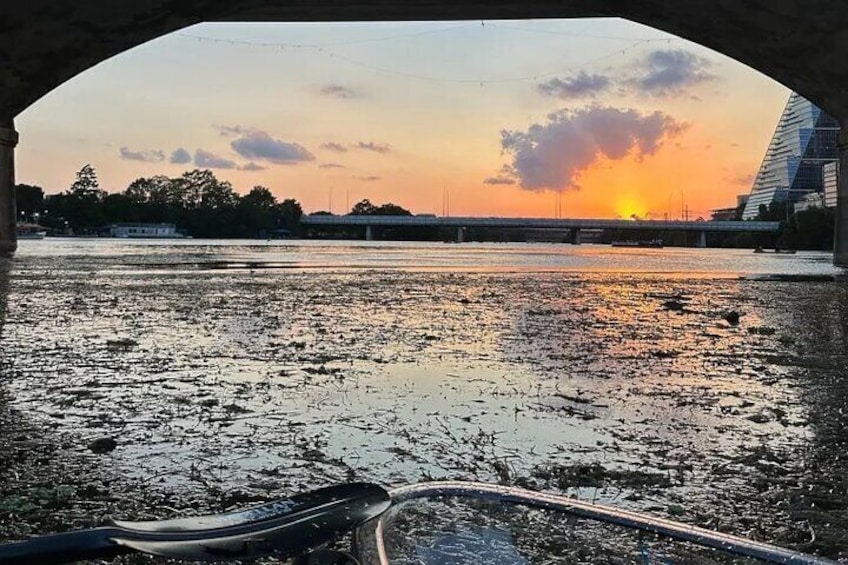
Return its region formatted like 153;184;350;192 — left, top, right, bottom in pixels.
88;437;117;454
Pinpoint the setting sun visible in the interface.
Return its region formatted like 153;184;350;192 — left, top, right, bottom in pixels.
615;197;648;220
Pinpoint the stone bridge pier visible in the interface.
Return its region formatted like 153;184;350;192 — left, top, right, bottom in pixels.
0;119;17;256
835;127;848;266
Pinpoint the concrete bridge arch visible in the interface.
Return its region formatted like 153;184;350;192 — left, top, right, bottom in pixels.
1;1;848;259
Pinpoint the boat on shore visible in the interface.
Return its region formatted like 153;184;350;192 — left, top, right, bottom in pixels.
611;239;663;248
16;223;47;239
754;246;796;254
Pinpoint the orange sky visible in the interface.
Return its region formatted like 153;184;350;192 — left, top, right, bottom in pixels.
14;19;789;219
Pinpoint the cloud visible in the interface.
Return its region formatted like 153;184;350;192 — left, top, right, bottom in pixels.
319;163;346;169
731;172;755;186
120;147;165;163
321;142;348;153
537;72;612;99
484;165;518;185
194;149;237;170
355;141;391;154
319;84;362;99
355;175;381;182
628;49;716;97
484;176;516;185
240;162;265;171
231;130;315;165
499;105;688;191
170;147;192;164
216;125;250;137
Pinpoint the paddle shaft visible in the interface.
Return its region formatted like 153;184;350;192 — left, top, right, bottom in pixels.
0;528;130;565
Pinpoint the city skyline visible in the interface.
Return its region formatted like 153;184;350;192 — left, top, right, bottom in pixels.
14;18;789;218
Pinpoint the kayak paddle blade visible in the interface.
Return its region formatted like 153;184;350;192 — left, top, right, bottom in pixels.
111;482;391;561
0;483;390;564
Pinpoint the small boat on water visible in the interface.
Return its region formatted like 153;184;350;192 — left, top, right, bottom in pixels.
17;223;47;240
754;246;796;254
611;239;663;248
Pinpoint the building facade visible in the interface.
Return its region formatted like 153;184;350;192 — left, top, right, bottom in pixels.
823;161;839;209
741;92;840;219
794;192;825;213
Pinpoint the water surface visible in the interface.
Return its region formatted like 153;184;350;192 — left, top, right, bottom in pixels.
1;239;846;559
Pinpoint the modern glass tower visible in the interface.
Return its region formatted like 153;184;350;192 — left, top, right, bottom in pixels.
741;92;840;220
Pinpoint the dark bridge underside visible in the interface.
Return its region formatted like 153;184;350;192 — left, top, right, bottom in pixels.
1;1;848;122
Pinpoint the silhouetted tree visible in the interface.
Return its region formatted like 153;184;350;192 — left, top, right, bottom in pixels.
350;199;377;215
70;164;102;198
52;164;108;232
349;198;411;216
14;184;44;218
792;207;834;250
374;203;411;215
277;198;303;231
236;185;277;236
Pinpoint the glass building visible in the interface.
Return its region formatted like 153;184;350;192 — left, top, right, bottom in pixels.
741;92;840;219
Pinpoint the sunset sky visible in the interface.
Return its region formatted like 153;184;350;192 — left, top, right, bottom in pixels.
14;18;790;219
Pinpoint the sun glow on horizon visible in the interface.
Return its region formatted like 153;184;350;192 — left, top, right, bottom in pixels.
615;196;649;220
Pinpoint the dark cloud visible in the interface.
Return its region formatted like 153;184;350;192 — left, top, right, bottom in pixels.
629;49;715;97
355;141;391;154
500;105;688;191
537;72;612;100
231;130;314;165
484;165;518;185
319;163;346;169
355;175;381;182
321;142;348;153
484;176;516;185
194;149;237;170
170;148;192;164
216;125;250;137
120;147;165;163
240;162;265;171
319;84;361;99
731;173;755;186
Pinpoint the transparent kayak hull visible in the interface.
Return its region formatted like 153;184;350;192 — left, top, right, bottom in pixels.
355;482;838;565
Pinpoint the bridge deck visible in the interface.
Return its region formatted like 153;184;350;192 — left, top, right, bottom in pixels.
301;216;781;232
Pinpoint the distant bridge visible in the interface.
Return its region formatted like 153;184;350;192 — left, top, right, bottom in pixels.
301;215;781;246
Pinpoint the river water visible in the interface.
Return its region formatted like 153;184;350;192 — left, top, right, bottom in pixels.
1;239;847;560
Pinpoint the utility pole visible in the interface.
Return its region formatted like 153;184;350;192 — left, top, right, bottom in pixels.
442;186;446;217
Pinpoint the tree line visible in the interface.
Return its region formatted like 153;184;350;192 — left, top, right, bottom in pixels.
15;165;411;238
16;164;835;248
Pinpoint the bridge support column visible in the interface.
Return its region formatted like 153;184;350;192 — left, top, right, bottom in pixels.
365;225;373;241
456;227;464;243
696;231;707;248
571;228;581;245
0;119;17;256
835;127;848;266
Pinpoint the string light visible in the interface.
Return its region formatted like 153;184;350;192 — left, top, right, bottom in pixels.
177;22;477;49
175;31;667;86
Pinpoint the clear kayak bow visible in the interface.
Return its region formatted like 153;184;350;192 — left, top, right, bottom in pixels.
353;481;840;565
